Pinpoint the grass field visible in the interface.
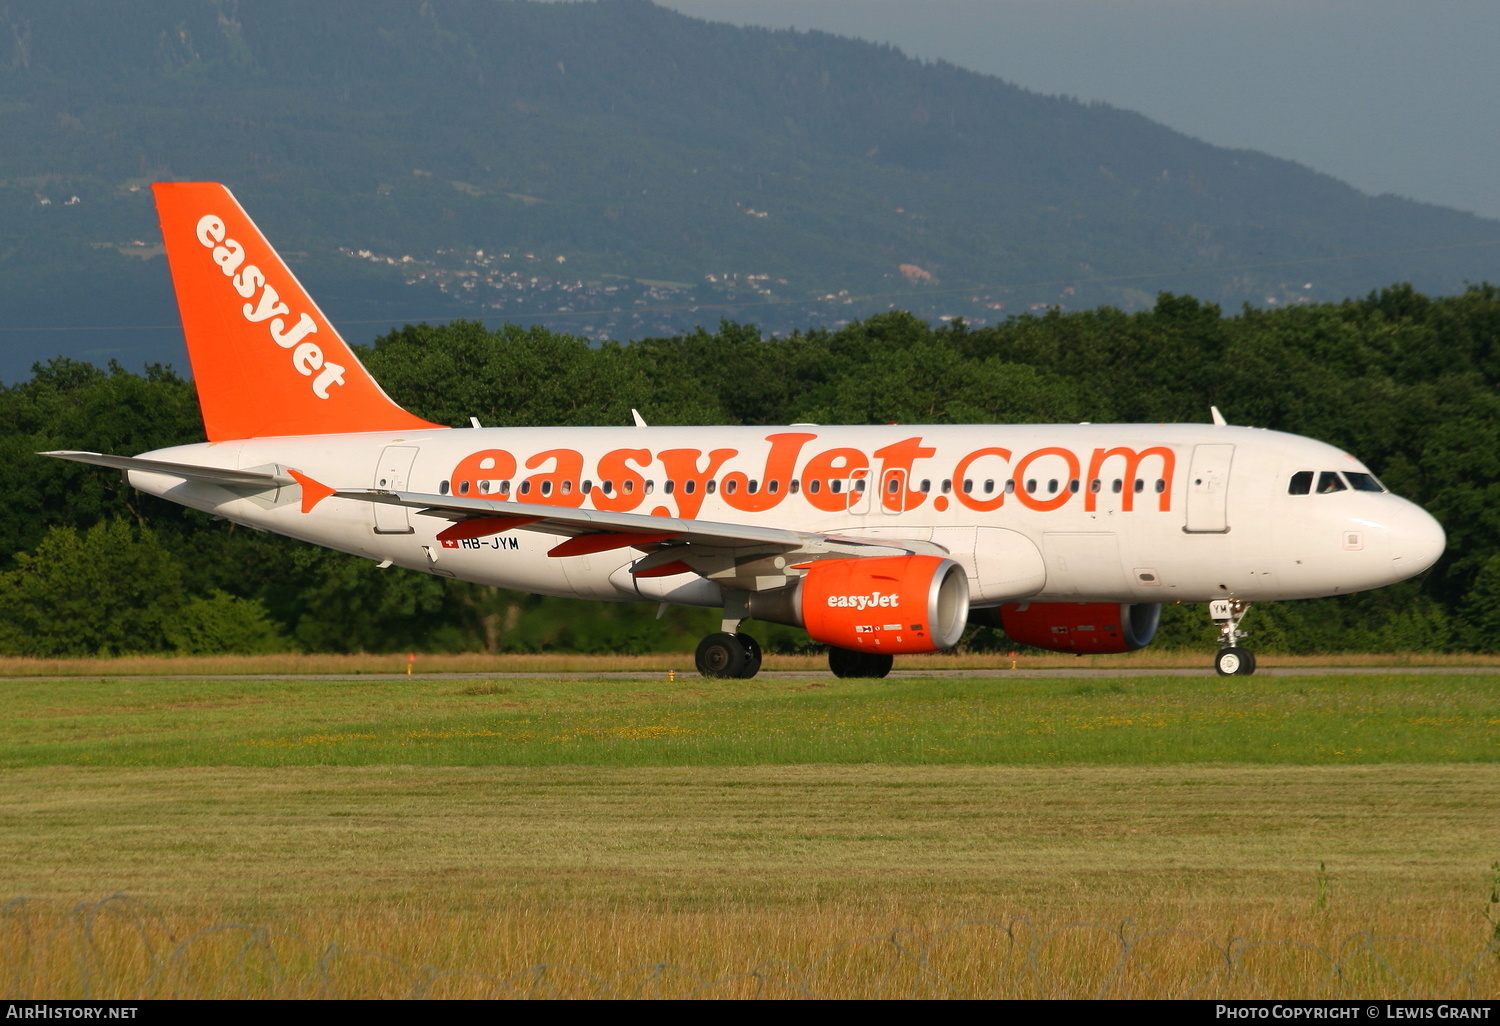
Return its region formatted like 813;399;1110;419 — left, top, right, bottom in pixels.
2;671;1497;998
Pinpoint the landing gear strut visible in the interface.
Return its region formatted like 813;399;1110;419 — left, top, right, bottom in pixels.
1209;599;1256;676
828;647;894;679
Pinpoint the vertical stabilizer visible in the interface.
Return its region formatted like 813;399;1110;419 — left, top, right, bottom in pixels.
153;182;444;441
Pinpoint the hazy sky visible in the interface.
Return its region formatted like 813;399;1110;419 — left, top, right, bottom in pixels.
656;0;1500;222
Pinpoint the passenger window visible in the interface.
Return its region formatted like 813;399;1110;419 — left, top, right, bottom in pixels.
520;481;531;495
1345;472;1385;493
705;480;716;494
1089;479;1101;494
1154;479;1165;494
624;480;634;494
560;480;572;494
1069;479;1080;494
725;480;737;494
439;480;450;495
941;479;952;494
1047;479;1059;494
831;480;842;494
602;480;614;494
1288;471;1313;495
853;479;865;493
459;480;470;495
1112;479;1123;494
1133;479;1144;493
809;480;821;494
582;480;592;494
888;478;901;494
478;480;490;494
500;481;511;496
644;480;654;494
1005;480;1015;494
790;479;800;494
919;479;931;493
664;480;675;494
769;480;780;494
1317;471;1347;494
683;480;695;495
1026;479;1037;494
983;480;994;494
963;479;973;494
750;479;761;494
541;481;553;497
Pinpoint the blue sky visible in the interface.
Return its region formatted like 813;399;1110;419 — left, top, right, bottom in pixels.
657;0;1500;221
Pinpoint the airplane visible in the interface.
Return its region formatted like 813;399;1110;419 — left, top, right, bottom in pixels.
44;183;1447;678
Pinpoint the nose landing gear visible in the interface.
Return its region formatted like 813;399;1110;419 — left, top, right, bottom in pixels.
1209;599;1256;675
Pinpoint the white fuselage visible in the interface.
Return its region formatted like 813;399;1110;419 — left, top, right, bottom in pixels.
128;422;1446;611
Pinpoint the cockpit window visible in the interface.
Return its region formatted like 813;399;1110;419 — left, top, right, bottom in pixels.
1344;472;1386;493
1291;469;1381;495
1316;471;1347;494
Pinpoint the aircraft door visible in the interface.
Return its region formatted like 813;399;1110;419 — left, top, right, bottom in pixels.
1184;444;1234;534
373;445;419;534
846;467;872;515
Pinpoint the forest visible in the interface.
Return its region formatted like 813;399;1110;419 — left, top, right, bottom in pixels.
1;283;1496;657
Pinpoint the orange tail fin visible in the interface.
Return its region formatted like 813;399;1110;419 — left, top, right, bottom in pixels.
153;182;444;441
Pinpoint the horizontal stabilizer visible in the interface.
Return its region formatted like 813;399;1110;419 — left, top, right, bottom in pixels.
39;451;290;488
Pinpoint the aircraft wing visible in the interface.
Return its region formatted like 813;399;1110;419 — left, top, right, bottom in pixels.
332;485;945;578
39;451;291;488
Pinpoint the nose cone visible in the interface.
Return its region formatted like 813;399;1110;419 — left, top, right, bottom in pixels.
1387;499;1446;578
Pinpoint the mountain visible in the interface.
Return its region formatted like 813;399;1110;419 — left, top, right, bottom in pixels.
1;0;1496;382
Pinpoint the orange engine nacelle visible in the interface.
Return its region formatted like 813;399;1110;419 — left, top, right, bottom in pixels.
993;601;1161;654
746;555;970;654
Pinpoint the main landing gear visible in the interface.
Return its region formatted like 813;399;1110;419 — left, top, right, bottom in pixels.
693;592;895;679
828;648;894;679
1209;599;1256;676
694;635;895;680
695;631;762;679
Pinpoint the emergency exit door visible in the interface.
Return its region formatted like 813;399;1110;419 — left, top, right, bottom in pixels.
373;445;418;534
1184;444;1234;533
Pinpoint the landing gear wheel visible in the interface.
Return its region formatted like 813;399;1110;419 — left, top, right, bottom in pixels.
696;632;762;679
737;633;762;679
1215;646;1256;676
828;647;895;679
696;632;747;678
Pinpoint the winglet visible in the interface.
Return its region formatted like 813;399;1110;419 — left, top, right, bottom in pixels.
288;469;336;513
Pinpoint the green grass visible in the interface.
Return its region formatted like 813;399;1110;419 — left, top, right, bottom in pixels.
2;673;1498;997
1;673;1496;768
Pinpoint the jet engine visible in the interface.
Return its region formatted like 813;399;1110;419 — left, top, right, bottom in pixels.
746;555;970;653
980;601;1162;654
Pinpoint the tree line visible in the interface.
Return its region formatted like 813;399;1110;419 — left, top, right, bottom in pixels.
2;284;1496;657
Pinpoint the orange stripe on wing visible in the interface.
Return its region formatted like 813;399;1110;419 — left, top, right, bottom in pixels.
436;517;545;542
